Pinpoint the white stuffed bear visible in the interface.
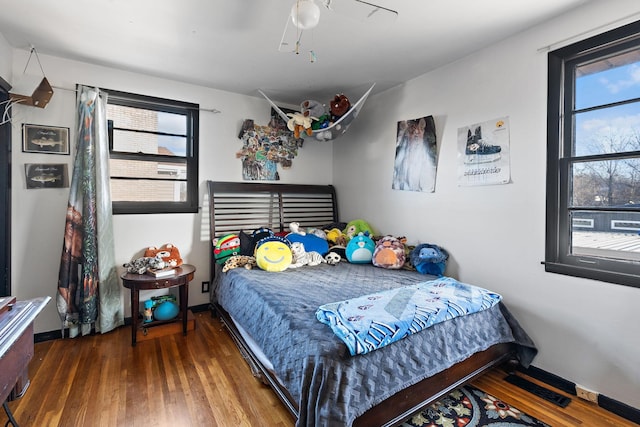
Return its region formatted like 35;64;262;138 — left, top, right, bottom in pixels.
289;221;306;235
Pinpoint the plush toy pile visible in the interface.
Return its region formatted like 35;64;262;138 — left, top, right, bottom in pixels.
123;243;183;274
217;220;450;275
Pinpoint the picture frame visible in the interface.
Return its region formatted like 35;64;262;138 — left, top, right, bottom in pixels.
24;163;69;189
22;124;70;155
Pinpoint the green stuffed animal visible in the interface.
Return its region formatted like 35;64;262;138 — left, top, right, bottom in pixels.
343;219;374;242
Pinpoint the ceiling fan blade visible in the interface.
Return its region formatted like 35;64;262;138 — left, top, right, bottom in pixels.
322;0;397;24
278;17;305;53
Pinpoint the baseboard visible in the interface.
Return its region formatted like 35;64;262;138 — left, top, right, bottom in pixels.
519;365;640;425
34;303;211;343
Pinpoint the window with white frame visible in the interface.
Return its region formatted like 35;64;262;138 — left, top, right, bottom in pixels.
546;20;640;288
104;89;199;214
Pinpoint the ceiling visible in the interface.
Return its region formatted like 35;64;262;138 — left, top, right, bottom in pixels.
0;0;590;105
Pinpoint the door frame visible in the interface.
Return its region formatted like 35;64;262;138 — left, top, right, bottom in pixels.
0;76;11;297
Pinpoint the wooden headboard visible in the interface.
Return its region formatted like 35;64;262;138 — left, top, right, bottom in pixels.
207;181;339;279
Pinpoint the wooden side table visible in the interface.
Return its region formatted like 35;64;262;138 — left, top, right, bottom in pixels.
121;264;196;346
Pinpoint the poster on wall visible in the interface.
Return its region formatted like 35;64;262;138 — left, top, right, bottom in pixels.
392;115;438;193
24;163;69;189
457;116;511;186
236;119;302;181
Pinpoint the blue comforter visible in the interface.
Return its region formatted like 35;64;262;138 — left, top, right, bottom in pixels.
316;277;502;355
213;263;536;427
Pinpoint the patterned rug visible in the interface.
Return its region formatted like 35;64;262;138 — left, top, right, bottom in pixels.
402;385;551;427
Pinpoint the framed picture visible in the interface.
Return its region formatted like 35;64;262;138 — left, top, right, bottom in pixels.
22;124;70;155
24;163;69;189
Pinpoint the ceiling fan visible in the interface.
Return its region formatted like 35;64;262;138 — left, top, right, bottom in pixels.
278;0;398;57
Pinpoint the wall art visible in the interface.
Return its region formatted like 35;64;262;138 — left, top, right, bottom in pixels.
393;115;438;193
22;123;70;155
24;163;69;189
457;116;511;186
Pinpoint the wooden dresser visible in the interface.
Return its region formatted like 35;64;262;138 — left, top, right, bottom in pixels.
0;296;50;425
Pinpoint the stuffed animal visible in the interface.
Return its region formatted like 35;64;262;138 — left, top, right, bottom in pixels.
144;243;183;267
324;251;341;265
410;243;449;276
222;255;257;272
213;234;241;264
330;93;351;122
343;219;374;241
325;228;347;246
301;99;330;130
372;235;406;269
123;254;167;274
287;111;316;138
345;232;375;264
289;221;306;235
289;242;325;268
254;236;292;272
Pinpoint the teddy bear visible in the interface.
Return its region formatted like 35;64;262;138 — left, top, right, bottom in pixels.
300;99;330;130
287;111;316;138
289;221;306;236
330;93;351;122
144;243;183;268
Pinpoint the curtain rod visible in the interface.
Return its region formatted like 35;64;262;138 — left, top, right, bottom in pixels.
537;11;640;53
52;85;221;114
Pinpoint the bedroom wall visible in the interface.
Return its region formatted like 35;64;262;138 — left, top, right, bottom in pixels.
3;48;333;336
0;33;11;80
333;0;640;410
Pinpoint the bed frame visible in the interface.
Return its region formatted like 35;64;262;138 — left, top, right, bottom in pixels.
207;180;516;426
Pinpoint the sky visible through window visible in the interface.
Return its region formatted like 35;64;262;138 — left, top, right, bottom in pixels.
575;60;640;157
158;111;187;156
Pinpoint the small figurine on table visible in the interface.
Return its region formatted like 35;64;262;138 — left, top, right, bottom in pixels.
143;299;153;323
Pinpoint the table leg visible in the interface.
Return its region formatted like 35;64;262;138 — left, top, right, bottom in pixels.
180;283;188;335
131;288;138;346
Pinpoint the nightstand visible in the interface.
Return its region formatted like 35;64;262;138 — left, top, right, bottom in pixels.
121;264;196;346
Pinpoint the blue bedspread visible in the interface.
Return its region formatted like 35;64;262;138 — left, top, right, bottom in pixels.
316;277;502;355
213;263;537;427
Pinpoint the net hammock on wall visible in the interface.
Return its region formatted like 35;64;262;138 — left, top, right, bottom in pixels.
258;83;375;142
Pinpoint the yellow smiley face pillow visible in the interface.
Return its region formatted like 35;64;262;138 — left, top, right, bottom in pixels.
254;236;292;272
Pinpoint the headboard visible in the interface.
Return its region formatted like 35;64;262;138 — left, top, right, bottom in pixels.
207;181;339;281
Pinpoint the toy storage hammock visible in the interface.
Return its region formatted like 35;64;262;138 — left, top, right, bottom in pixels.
258;83;375;142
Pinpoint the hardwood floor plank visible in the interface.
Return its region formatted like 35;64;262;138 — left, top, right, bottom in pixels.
5;312;635;427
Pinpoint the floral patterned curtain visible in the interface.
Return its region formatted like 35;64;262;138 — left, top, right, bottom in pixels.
56;85;123;337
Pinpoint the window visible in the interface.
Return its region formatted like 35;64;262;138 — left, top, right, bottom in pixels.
104;89;199;214
546;20;640;288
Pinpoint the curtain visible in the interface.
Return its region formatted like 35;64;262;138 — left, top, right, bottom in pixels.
56;85;123;337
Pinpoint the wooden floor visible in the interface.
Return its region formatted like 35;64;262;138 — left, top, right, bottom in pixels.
6;312;636;427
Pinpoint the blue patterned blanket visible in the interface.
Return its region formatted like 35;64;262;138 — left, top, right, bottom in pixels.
316;277;502;356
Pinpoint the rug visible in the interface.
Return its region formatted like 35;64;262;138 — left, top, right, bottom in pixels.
401;385;551;427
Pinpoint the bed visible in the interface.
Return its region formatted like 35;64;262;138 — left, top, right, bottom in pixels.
207;180;536;427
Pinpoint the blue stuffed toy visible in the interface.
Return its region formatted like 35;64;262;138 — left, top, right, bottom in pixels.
346;232;375;264
410;243;449;276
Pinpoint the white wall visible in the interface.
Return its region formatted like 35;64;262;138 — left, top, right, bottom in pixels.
5;50;333;337
334;0;640;410
0;33;11;81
